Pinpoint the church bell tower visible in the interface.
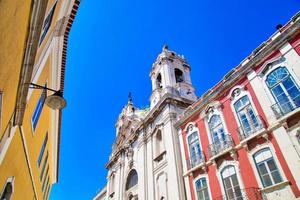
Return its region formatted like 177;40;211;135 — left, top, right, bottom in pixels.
149;45;197;108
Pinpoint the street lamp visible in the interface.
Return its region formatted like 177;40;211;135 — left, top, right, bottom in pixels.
29;83;67;109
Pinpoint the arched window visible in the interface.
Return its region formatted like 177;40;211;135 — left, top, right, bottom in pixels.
188;131;202;167
155;130;164;157
266;67;300;115
109;174;115;195
195;177;210;200
221;166;242;200
156;73;162;89
208;115;225;143
233;95;260;135
175;68;184;83
253;148;282;187
126;169;138;190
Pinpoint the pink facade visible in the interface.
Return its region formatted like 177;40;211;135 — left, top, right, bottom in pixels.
177;14;300;200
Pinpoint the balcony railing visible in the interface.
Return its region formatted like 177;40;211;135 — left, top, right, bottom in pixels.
214;187;266;200
271;94;300;119
208;135;234;158
237;115;266;142
186;151;205;170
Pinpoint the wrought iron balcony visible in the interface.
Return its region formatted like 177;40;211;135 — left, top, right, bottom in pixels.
208;135;234;158
237;115;266;142
271;94;300;119
214;187;266;200
186;152;205;170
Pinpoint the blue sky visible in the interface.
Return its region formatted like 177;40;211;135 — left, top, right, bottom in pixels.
50;0;300;199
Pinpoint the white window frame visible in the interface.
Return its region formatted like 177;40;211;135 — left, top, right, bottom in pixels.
193;174;212;200
200;101;229;145
247;143;287;189
185;122;203;164
0;177;15;200
229;86;261;137
259;57;300;109
216;160;246;199
154;128;165;159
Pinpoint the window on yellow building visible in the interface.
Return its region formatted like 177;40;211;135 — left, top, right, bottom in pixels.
40;152;49;181
32;86;47;131
45;185;51;200
42;166;49;192
43;176;50;196
39;2;57;46
0;177;14;200
38;133;48;167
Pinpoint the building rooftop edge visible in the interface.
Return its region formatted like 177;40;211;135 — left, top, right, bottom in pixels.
174;11;300;129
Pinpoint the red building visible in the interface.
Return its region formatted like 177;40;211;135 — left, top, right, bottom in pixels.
176;12;300;200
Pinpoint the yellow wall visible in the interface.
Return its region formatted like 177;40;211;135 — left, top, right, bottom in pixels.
0;0;32;139
0;0;68;199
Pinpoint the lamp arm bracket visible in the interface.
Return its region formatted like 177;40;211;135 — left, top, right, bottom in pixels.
28;83;59;93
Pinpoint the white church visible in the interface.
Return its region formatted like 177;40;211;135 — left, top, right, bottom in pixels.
94;45;198;200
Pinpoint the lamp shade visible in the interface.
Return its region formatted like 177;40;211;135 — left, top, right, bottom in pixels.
45;91;67;109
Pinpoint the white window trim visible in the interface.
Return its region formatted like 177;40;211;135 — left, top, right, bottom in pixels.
259;57;300;107
229;86;261;137
0;119;17;165
247;143;287;189
193;174;213;200
185;122;203;161
0;177;15;200
201;104;229;145
216;160;246;199
153;128;166;159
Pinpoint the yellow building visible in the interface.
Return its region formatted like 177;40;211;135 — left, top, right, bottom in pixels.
0;0;80;199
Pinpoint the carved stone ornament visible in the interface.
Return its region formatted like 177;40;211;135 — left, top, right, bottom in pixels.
230;150;237;161
232;88;241;99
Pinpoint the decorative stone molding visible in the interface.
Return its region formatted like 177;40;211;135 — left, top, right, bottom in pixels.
230;150;237;161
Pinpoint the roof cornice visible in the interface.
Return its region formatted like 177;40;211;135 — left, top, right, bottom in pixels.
175;16;300;128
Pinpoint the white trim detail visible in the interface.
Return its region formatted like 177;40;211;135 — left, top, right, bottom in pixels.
216;160;246;199
193;174;213;200
247;143;287;189
0;177;15;200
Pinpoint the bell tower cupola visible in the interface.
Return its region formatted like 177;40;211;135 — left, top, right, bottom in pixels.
149;45;197;108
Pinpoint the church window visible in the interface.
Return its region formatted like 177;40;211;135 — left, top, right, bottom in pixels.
175;68;184;83
155;130;164;157
157;74;162;89
126;169;138;190
109;173;115;196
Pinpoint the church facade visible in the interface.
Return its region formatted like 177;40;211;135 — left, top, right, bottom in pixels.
104;46;197;200
95;12;300;200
